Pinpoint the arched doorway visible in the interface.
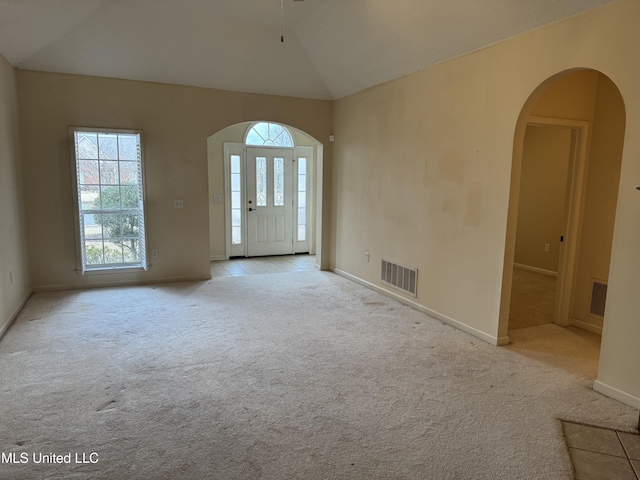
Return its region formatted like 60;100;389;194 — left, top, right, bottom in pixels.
500;69;626;377
206;121;323;263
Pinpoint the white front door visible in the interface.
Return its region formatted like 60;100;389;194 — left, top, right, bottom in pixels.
245;148;294;256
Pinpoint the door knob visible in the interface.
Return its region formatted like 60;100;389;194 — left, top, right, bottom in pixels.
248;207;256;212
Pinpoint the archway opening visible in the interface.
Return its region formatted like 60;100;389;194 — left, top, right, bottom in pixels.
206;121;324;268
500;69;626;379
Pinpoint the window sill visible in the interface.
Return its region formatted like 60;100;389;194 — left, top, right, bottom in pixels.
77;265;149;276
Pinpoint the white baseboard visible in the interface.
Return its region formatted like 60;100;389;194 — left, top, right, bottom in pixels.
0;288;33;340
332;268;506;346
32;274;211;292
570;318;603;335
593;380;640;410
514;263;557;277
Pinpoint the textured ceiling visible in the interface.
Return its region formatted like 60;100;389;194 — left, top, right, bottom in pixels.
0;0;617;100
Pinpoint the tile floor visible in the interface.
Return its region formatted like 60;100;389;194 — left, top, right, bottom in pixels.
210;254;317;278
563;421;640;480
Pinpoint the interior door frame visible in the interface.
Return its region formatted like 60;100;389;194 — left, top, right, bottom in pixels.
526;116;590;327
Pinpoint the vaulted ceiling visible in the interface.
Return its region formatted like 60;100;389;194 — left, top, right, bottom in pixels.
0;0;616;100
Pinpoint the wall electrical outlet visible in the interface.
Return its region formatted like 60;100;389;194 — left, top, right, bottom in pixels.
152;249;158;259
213;194;221;202
545;243;551;252
365;251;370;263
174;200;184;208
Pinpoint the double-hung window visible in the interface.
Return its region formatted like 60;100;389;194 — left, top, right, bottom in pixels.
70;128;148;273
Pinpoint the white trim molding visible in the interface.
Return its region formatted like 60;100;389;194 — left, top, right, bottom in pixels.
0;289;33;340
593;380;640;410
570;318;603;335
333;268;508;346
513;263;558;277
32;275;211;293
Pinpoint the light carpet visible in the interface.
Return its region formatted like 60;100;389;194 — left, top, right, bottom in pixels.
0;270;637;479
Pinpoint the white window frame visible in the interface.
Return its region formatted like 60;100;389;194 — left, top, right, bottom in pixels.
69;127;149;274
244;122;294;147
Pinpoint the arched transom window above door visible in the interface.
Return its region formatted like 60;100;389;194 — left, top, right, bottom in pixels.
245;122;294;147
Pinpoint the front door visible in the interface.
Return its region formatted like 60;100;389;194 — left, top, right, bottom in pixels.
245;147;294;256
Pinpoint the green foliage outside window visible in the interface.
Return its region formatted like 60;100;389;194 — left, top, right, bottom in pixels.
92;186;140;262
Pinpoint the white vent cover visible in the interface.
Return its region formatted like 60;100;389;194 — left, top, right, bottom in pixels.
381;259;417;296
590;280;608;318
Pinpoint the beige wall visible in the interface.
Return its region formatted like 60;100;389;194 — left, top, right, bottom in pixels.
515;125;571;272
0;54;30;334
530;70;598;121
17;71;333;290
331;0;640;406
571;75;624;330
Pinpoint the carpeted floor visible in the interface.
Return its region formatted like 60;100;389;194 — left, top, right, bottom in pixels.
0;269;637;479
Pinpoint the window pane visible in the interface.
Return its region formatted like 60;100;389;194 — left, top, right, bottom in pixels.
246;130;264;145
119;162;139;184
231;173;241;192
230;155;242;247
80;185;100;211
256;157;267;206
232;226;242;245
84;214;101;240
246;123;293;147
102;214;122;239
255;123;269;140
123;240;140;262
100;161;119;185
100;186;122;209
104;242;124;263
79;160;99;185
85;240;104;264
298;208;306;224
298;157;307;174
274;157;284;206
120;186;139;208
118;135;138;161
231;155;241;174
231;209;241;227
122;214;139;236
298;191;306;208
298;225;306;242
269;124;293;147
232;191;241;209
77;133;98;159
98;134;118;160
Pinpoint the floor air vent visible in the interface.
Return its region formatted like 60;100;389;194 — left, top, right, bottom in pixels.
590;281;607;318
381;259;418;296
